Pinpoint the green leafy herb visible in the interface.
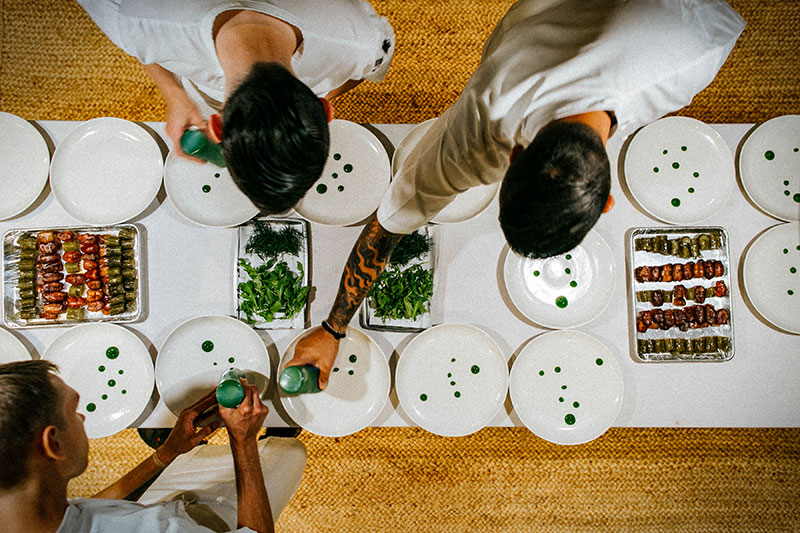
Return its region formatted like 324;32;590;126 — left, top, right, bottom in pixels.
368;264;433;321
389;230;431;267
238;258;310;323
245;221;303;262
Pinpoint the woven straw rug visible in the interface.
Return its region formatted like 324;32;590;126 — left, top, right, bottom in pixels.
2;1;799;531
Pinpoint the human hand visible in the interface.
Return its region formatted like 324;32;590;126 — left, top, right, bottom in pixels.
284;325;341;390
158;388;221;463
219;378;269;445
164;93;208;162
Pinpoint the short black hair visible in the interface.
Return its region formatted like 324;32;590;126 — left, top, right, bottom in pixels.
498;121;610;258
222;62;329;214
0;360;62;489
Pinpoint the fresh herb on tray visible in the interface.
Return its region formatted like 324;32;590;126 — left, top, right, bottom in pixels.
245;220;303;261
368;264;433;321
389;230;431;267
238;258;310;323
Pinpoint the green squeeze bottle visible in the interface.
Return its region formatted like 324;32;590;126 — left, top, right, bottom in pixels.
279;365;321;394
216;368;246;408
180;128;226;167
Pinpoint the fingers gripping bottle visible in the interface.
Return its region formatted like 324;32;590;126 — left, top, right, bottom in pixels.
279;365;321;394
180;128;226;167
216;368;246;408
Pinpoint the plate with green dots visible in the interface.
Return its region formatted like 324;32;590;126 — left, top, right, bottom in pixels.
155;315;271;416
42;323;154;438
395;324;508;437
742;223;800;333
738;115;800;222
164;151;259;227
503;229;615;329
294;120;391;226
624;117;734;224
279;326;390;437
509;330;623;445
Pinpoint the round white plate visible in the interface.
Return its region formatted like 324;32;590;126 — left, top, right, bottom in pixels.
0;112;50;220
50;117;163;225
43;323;154;438
742;223;800;333
396;324;508;437
156;315;271;416
0;327;32;363
295;120;390;226
392;119;499;224
739;115;800;221
164;151;259;227
503;229;615;329
624;117;734;224
509;330;623;445
279;327;390;437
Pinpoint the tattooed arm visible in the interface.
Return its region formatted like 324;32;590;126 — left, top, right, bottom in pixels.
284;214;404;388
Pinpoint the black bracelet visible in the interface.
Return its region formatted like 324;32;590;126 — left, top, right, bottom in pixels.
321;320;346;340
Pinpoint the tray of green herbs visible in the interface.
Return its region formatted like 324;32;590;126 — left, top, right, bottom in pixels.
360;226;436;332
236;218;311;329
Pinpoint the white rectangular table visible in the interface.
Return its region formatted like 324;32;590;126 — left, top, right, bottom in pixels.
2;120;798;429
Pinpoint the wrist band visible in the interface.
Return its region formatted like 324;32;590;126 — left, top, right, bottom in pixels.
152;449;169;469
321;320;345;340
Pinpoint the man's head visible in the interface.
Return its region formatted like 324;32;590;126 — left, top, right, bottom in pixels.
222;62;330;214
0;361;88;490
498;120;611;258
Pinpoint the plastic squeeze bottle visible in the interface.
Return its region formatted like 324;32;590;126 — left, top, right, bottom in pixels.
279;365;321;394
180;128;226;167
216;368;246;408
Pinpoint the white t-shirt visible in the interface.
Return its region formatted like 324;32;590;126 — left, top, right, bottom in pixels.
376;0;745;234
78;0;394;111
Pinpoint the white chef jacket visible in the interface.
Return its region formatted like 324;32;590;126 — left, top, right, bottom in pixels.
77;0;394;112
376;0;745;234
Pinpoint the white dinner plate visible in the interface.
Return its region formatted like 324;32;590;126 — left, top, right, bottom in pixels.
0;327;32;363
509;330;623;445
742;223;800;333
156;315;271;416
395;324;508;437
0;112;50;220
392;118;500;224
164;150;259;227
50;117;163;225
43;323;154;438
294;120;390;226
279;327;390;437
738;115;800;221
624;117;734;224
503;229;615;329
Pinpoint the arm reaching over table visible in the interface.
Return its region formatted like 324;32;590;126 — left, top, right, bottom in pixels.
286;214;404;389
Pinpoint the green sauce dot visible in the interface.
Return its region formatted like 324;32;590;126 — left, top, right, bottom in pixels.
693;172;700;178
555;296;568;308
797;246;800;251
450;381;456;386
671;198;681;207
783;249;789;254
420;394;427;401
333;153;341;160
565;414;576;425
785;190;791;196
688;188;695;194
471;365;480;374
343;164;353;173
784;180;791;186
565;254;572;260
201;341;214;352
789;290;795;296
794;194;800;203
791;267;797;274
447;373;452;378
121;390;127;395
539;370;544;376
765;150;775;160
228;357;235;363
118;369;123;375
108;379;116;387
794;148;799;152
333;368;339;372
98;366;105;372
332;173;338;179
349;354;357;363
663;149;668;155
561;385;567;390
559;397;564;403
106;347;119;359
214;173;220;178
533;270;540;277
451;358;456;362
213;362;218;366
337;185;344;192
681;146;687;152
201;185;211;193
101;394;108;400
348;370;354;376
554;366;561;373
570;281;578;288
672;162;680;169
316;184;327;194
454;391;461;398
573;401;580;408
565;268;571;275
653;167;659;173
86;403;96;412
596;358;604;366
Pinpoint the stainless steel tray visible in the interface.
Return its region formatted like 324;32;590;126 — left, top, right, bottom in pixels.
2;224;143;328
360;225;437;333
235;217;310;330
628;226;734;362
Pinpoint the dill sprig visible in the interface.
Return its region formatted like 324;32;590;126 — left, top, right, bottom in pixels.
245;221;303;261
389;230;432;267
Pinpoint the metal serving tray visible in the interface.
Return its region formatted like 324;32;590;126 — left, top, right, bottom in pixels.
628;226;734;362
2;224;143;328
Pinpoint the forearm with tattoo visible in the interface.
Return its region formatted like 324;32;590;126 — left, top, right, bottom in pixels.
327;214;404;330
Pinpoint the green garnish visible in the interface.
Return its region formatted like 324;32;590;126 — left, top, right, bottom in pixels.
368;264;433;321
238;258;310;323
389;230;432;267
245;221;303;262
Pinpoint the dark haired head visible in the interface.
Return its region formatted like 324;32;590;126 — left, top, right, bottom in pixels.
498;121;610;258
222;62;329;214
0;360;62;489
